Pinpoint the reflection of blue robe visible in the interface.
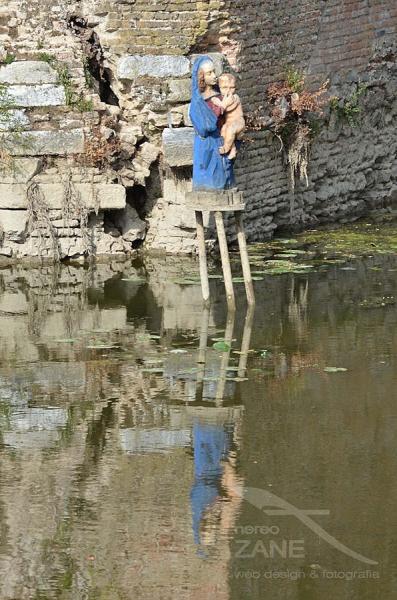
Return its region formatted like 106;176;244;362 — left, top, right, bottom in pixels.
190;421;231;546
189;56;235;191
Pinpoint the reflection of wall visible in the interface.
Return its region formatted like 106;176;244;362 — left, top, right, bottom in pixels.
144;256;218;331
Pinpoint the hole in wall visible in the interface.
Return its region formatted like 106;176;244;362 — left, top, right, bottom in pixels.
67;14;119;106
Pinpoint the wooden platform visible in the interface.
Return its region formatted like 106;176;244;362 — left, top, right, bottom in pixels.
185;188;245;211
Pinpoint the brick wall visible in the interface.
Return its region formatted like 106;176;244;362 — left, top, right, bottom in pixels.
223;0;397;240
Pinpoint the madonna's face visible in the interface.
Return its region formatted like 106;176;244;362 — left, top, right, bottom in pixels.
201;61;217;87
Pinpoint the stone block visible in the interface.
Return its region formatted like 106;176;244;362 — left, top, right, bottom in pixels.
0;61;58;84
0;129;84;155
0;109;30;131
0;158;42;183
162;127;194;167
168;79;191;102
162;178;209;229
118;55;190;80
0;291;28;314
0;246;12;257
0;183;126;210
131;142;160;185
6;84;66;107
0;209;28;241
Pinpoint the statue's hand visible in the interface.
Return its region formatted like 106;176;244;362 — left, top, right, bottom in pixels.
222;92;235;109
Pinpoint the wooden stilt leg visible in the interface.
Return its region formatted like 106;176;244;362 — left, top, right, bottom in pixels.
216;309;235;405
196;307;210;401
238;305;255;378
234;211;255;306
214;210;236;311
195;210;210;305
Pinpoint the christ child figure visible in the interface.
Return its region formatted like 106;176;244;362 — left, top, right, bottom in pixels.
212;74;246;160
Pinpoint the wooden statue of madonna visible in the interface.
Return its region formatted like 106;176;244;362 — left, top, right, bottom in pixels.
187;56;254;310
189;56;245;190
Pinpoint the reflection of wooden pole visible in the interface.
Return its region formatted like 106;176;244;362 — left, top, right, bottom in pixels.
195;210;210;305
214;211;235;311
216;309;235;406
196;307;210;401
235;211;255;306
238;304;255;378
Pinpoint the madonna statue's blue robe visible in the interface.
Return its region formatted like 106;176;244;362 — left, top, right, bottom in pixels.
189;56;235;191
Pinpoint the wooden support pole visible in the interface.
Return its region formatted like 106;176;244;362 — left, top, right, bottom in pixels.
234;211;255;306
238;305;255;378
196;306;210;401
195;210;210;305
216;309;235;405
214;210;236;311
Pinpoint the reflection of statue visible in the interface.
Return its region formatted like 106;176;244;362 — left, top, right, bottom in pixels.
189;56;236;191
213;74;245;160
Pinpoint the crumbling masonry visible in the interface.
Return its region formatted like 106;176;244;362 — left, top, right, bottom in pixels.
0;0;396;259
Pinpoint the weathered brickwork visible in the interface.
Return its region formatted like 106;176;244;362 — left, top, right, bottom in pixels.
0;0;396;258
226;0;397;240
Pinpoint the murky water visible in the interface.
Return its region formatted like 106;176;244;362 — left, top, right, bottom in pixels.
1;234;397;599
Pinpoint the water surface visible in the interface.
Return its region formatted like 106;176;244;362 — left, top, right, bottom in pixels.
0;241;396;599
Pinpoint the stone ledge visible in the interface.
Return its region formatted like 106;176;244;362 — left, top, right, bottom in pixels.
6;84;66;107
0;129;84;155
162;127;194;167
0;61;58;85
0;183;126;210
117;53;226;82
118;55;190;79
0;210;28;241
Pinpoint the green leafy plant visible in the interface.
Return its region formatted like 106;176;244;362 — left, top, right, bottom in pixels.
56;64;75;105
38;52;56;66
83;57;94;89
0;82;32;171
330;83;367;127
38;54;93;112
285;67;304;94
4;53;15;65
74;95;94;113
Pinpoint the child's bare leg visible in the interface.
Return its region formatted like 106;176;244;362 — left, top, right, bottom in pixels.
219;126;236;155
228;143;237;159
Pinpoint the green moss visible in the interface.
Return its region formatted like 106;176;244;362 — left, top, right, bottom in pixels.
297;224;397;257
242;224;397;278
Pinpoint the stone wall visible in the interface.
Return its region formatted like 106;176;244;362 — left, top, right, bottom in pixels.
0;0;396;259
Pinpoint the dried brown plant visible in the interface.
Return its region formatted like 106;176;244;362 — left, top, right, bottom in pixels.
75;127;121;169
